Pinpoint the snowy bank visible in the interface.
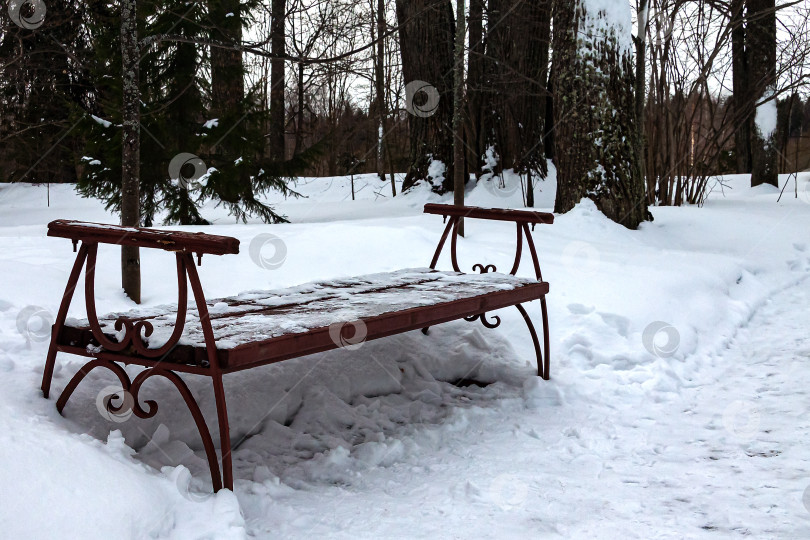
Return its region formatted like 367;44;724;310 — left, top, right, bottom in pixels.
1;170;810;538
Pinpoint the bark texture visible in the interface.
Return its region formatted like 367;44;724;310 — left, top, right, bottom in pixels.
396;0;455;192
634;0;647;194
269;0;286;159
483;0;551;191
465;0;485;178
121;0;141;302
552;0;649;229
375;0;387;182
452;0;466;234
210;0;244;120
748;0;778;187
731;0;752;174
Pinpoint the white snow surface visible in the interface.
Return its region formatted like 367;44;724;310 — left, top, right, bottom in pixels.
583;0;634;51
2;170;810;538
90;114;113;128
427;158;446;190
755;92;778;139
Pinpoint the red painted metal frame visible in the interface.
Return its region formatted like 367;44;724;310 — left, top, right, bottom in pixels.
41;207;552;493
424;204;551;380
423;203;555;225
41;222;235;492
48;219;240;255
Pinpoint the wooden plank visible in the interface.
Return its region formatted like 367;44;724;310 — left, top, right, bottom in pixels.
57;277;548;370
423;203;554;224
223;281;548;371
47;220;240;255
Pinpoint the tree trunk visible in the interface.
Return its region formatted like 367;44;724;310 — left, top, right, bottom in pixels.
483;0;551;193
269;0;286;160
375;0;387;182
544;63;555;160
209;0;245;201
748;0;778;187
466;0;485;178
121;0;141;303
552;0;649;229
396;0;455;193
453;0;466;236
731;0;752;174
294;62;305;154
634;0;648;199
210;0;244;121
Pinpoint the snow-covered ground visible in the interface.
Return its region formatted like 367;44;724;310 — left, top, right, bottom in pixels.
1;170;810;538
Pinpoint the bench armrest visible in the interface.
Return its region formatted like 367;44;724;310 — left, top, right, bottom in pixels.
423;204;554;225
47;220;240;256
425;204;552;280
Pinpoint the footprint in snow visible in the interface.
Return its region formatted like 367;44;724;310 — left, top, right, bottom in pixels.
598;312;630;338
567;303;595;315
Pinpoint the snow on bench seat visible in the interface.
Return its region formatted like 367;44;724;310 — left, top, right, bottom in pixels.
58;268;549;371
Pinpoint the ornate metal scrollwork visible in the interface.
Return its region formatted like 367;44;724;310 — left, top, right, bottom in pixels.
429;217;542;279
44;237;233;490
472;263;497;274
426;213;549;378
56;359;224;490
84;244;189;358
464;312;502;328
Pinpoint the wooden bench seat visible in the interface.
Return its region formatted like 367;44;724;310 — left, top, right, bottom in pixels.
41;203;553;492
57;268;549;371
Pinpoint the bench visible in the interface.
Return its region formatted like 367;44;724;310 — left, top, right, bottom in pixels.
41;203;553;492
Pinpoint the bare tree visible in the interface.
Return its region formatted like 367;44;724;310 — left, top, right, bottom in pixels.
270;0;287;159
210;0;245;121
483;0;551;207
731;0;752;173
452;0;465;234
748;0;778;187
465;0;485;179
642;0;808;204
396;0;455;192
375;0;387;183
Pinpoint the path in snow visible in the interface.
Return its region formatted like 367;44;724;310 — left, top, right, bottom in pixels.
636;274;810;537
249;276;810;539
551;273;810;538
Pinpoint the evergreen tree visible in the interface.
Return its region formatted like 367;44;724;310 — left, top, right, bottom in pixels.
0;0;94;183
77;0;309;226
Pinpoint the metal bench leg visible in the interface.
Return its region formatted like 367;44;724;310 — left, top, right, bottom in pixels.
540;297;550;379
55;358;225;492
464;301;548;379
56;359;130;412
515;299;550;380
212;373;233;491
131;368;225;492
42;244;89;398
